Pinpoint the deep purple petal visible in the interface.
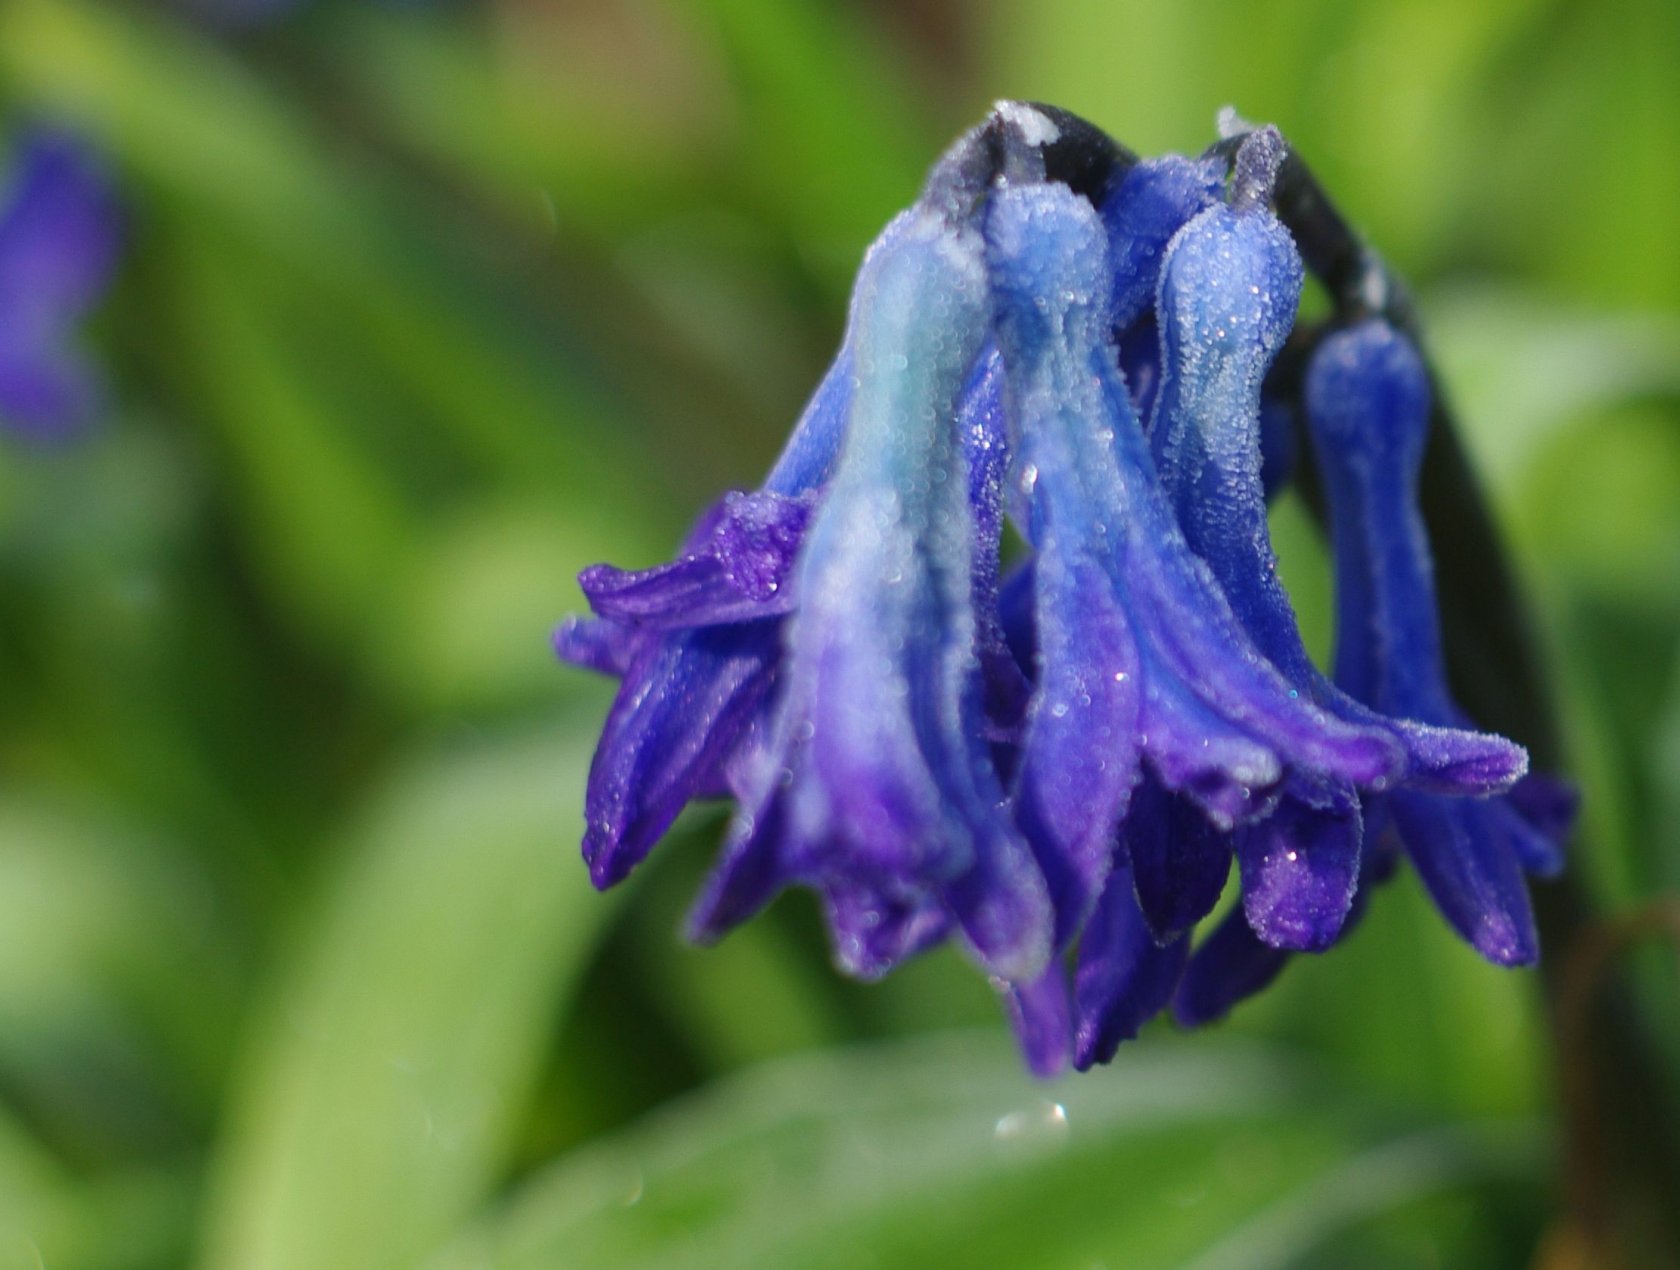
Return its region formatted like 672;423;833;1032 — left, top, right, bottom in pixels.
1135;669;1281;829
761;349;854;497
1012;544;1141;949
580;556;740;626
1493;797;1568;880
1117;317;1161;425
1004;965;1074;1079
562;203;934;900
580;491;813;629
1073;862;1189;1069
582;622;780;888
1503;773;1576;877
553;614;640;677
686;777;793;942
712;490;815;598
997;559;1036;677
1382;718;1527;795
1172;903;1292;1028
1234;784;1361;951
1123;778;1230;943
1258;395;1298;501
821;880;952;980
938;818;1057;983
1391;791;1539;966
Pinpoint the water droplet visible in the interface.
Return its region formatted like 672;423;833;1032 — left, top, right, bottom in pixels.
994;1099;1070;1147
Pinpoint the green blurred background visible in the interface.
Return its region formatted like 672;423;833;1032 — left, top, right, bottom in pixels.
1;0;1677;1266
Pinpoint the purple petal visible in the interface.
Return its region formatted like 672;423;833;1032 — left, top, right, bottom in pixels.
960;345;1032;736
762;347;855;496
1123;778;1230;943
1012;545;1141;948
1173;903;1292;1028
1258;395;1298;501
1391;791;1539;966
1073;862;1189;1069
821;880;952;980
1305;320;1562;954
686;776;793;942
713;490;814;598
580;491;813;629
938;817;1057;983
562;208;933;898
582;622;780;888
1097;153;1224;330
1150;187;1516;798
1234;784;1361;951
1493;798;1568;880
553;614;640;677
1004;965;1074;1079
751;204;1053;982
1135;669;1281;829
580;556;739;626
984;182;1403;826
1117;317;1162;425
997;559;1036;677
1504;773;1576;877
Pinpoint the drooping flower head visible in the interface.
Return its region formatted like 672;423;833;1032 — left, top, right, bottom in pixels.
556;103;1573;1077
0;128;121;443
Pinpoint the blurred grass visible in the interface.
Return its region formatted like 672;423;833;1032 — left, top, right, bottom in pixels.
0;0;1675;1267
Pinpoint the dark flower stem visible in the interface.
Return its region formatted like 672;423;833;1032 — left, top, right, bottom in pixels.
1219;134;1680;1267
1545;898;1680;1267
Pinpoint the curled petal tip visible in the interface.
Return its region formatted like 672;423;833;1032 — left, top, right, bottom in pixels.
1235;795;1360;953
1002;967;1074;1079
1229;125;1287;213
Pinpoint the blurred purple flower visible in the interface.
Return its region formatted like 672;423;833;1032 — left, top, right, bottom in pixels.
0;128;120;443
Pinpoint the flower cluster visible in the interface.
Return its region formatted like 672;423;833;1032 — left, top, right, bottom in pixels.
0;127;120;443
556;104;1572;1076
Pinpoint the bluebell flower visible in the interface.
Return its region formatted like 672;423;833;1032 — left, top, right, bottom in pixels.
1143;130;1527;961
1304;318;1573;964
690;194;1054;984
556;103;1565;1078
984;177;1399;1070
0;128;120;443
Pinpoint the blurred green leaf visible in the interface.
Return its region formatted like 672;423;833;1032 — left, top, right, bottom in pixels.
197;724;614;1270
428;1033;1542;1270
0;798;237;1159
1427;289;1680;498
0;1105;194;1270
0;0;657;494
